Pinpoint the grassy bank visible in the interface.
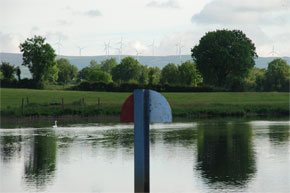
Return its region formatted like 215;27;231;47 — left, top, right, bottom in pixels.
1;88;289;119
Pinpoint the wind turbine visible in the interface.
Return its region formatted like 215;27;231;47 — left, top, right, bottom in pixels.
177;41;184;64
55;36;63;56
135;49;142;62
148;40;156;56
268;46;279;57
115;47;122;63
104;41;111;57
77;46;85;56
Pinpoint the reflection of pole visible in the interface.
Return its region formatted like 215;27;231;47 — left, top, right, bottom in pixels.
134;89;150;193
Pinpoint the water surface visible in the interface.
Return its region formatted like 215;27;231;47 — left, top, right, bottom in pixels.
0;120;289;193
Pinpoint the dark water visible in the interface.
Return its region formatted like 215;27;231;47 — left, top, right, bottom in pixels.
0;120;289;193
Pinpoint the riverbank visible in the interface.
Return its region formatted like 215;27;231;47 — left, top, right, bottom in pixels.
1;88;289;124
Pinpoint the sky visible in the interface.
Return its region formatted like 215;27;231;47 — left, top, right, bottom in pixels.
0;0;289;57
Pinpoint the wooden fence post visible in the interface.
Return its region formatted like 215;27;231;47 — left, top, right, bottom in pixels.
21;98;24;116
98;97;100;110
62;97;64;111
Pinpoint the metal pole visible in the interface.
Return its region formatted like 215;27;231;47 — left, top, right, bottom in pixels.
134;89;150;193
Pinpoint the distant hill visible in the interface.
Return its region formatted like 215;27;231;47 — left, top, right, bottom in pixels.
1;52;289;79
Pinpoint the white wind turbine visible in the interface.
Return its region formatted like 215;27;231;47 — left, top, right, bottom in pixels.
104;41;112;57
135;49;142;62
55;36;63;56
148;40;156;56
77;46;85;56
268;46;279;57
177;41;184;64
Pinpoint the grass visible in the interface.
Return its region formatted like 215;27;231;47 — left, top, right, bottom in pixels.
1;88;289;118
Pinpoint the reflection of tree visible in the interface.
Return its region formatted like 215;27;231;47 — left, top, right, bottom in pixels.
0;135;22;162
101;129;134;149
268;125;289;144
24;131;57;189
162;128;197;147
196;123;256;186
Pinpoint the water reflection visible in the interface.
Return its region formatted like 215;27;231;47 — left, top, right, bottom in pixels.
24;130;57;190
268;124;289;144
196;122;256;187
0;135;22;162
1;121;289;193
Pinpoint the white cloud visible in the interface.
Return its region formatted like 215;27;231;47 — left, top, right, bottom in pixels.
84;9;102;17
146;0;180;9
0;32;22;53
192;0;290;25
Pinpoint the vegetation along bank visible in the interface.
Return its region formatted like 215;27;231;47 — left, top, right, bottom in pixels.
1;88;289;119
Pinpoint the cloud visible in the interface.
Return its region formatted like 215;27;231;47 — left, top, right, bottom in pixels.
84;9;102;17
191;0;290;25
0;32;22;53
146;0;180;9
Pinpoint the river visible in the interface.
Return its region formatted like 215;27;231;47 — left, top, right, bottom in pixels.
0;119;289;193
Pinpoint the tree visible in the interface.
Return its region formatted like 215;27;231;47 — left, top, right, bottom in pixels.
191;29;257;88
111;56;142;83
45;65;59;84
100;58;118;74
160;63;179;85
19;36;57;88
56;58;78;84
243;67;266;91
265;58;290;91
178;60;202;86
78;67;91;82
16;67;21;81
90;60;101;70
148;67;161;85
139;65;149;85
0;62;16;81
88;70;112;83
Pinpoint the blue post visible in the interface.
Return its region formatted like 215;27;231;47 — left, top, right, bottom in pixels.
134;89;150;193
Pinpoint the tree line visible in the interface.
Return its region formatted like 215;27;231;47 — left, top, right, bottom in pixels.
1;30;289;91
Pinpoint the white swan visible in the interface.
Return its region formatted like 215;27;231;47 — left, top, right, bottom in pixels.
53;120;58;128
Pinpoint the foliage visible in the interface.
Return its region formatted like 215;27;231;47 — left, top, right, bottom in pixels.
243;67;266;91
19;35;56;88
77;67;91;82
191;29;257;88
160;63;179;85
148;67;161;85
16;67;21;81
90;60;101;70
139;65;149;85
56;58;78;84
265;58;290;92
1;88;289;118
111;56;142;83
45;65;59;84
178;60;203;86
0;62;16;81
100;58;118;74
88;70;112;83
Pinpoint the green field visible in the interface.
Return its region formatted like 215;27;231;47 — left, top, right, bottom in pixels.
1;88;289;117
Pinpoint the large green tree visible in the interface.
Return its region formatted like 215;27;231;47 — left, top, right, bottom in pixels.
0;62;16;81
19;36;56;87
56;58;78;84
265;58;290;91
100;58;118;74
148;67;161;85
111;56;142;83
191;29;257;88
178;60;203;86
88;70;112;83
160;63;179;85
